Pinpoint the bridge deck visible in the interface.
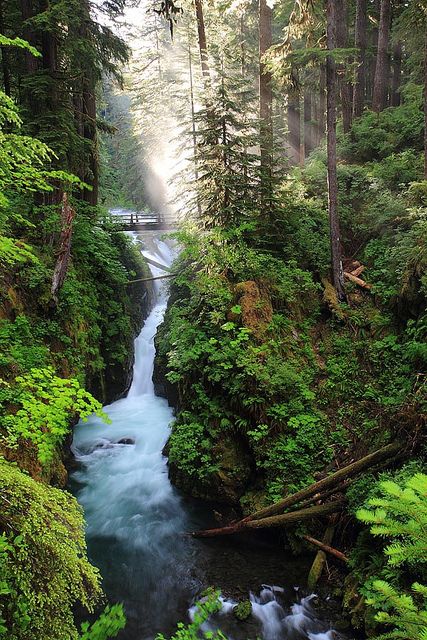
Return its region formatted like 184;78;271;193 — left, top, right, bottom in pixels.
110;212;177;231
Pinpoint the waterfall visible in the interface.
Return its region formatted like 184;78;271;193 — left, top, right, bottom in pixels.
71;237;197;638
71;232;346;640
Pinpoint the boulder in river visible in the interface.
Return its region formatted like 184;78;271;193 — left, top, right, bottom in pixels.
116;437;135;445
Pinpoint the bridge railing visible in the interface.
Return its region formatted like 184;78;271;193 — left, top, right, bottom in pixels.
109;212;179;230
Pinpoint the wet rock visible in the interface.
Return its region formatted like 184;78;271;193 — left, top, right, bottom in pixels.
168;433;253;504
94;439;114;449
233;600;252;621
117;438;135;445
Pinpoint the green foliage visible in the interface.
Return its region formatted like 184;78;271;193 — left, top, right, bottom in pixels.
0;459;102;640
357;474;427;568
78;605;126;640
340;94;424;163
356;474;427;639
156;591;225;640
1;367;108;465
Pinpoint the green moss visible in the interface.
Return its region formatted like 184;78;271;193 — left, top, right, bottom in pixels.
233;600;252;621
0;459;102;640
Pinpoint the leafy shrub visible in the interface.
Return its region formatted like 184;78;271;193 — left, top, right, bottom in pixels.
1;367;108;465
156;590;224;640
340;94;424;163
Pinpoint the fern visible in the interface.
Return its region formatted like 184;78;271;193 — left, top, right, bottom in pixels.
357;473;427;639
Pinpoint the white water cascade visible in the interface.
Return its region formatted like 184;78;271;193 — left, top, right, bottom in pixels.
71;237;198;638
71;233;346;640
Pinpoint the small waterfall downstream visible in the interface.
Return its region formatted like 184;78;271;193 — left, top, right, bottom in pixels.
71;231;345;640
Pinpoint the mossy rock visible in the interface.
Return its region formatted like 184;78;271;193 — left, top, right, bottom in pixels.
233;600;252;621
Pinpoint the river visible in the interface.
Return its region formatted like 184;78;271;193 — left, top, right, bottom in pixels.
70;233;345;640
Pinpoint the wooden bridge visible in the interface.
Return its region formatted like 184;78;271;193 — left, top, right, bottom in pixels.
110;210;177;231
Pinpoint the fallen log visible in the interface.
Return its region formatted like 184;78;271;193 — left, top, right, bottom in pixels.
344;271;371;289
296;480;352;511
240;442;401;524
127;273;176;284
307;525;336;590
192;500;345;538
350;265;365;277
191;442;402;539
304;535;349;565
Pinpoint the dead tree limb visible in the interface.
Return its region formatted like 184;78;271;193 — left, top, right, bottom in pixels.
127;273;176;284
350;265;365;277
192;500;345;538
191;442;402;539
344;271;371;289
304;535;349;564
51;193;75;304
241;442;401;523
307;524;336;590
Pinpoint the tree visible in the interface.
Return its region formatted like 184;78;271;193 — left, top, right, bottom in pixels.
335;0;352;133
372;0;391;112
391;40;402;107
326;0;345;300
194;0;210;79
353;0;367;117
425;27;427;178
259;0;273;209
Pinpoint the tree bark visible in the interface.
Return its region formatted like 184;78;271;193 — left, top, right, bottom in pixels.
259;0;273;208
304;88;313;157
304;534;349;564
353;0;367;117
241;441;402;523
192;501;345;537
83;83;98;206
194;0;210;79
326;0;346;301
287;81;300;164
307;524;335;590
51;194;75;303
424;28;427;179
188;38;201;217
390;41;402;107
372;0;391;113
317;64;326;144
0;0;11;95
20;0;38;75
190;442;402;538
335;0;352;133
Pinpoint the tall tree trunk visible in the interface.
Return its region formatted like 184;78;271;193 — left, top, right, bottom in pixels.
287;89;300;163
304;88;313;157
326;0;345;301
0;0;11;95
353;0;367;117
20;0;38;75
188;39;201;217
299;91;305;166
259;0;273;212
372;0;391;113
288;70;300;163
259;0;273;209
391;41;402;107
335;0;352;133
367;0;380;106
83;83;98;206
424;28;427;179
316;64;326;145
194;0;210;79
